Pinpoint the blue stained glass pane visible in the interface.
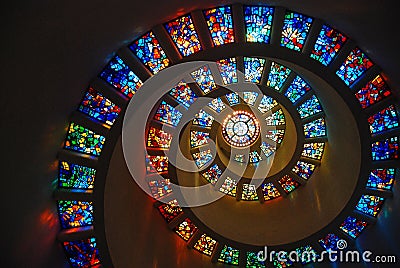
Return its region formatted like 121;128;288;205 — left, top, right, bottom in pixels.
225;92;240;105
243;92;258;106
366;169;395;191
371;136;399;161
168;81;198;109
310;24;347;66
368;105;399;134
58;161;95;190
244;5;274;43
258;95;278;113
153;101;183;127
297;95;322;119
63;238;100;268
244;57;266;83
58;200;93;229
191;65;217;94
281;11;313;51
99;55;143;98
203;6;235;46
355;195;384;217
303;118;326;138
193;149;213;168
260;142;276;157
285;76;311;103
267;62;292;91
246;251;265;267
129;31;170;74
265;109;285;126
319;233;342;252
340;216;367;238
217;58;237;84
295;245;318;265
292;161;316;180
207;97;226;113
302;142;325;160
193;109;214;128
201;163;222;185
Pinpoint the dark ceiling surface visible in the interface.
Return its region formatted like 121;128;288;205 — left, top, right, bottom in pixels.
2;0;399;267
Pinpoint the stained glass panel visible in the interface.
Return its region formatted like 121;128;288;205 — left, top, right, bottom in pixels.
194;234;217;256
302;142;325;160
217;58;237;84
292;161;316;180
355;195;384;217
234;154;245;163
219;177;238;197
258;95;278;113
368;105;399;134
203;6;235;46
371;136;399;161
218;245;240;265
164;15;202;57
191;65;217;94
193;109;214;128
295;245;318;265
153;101;183;127
225;92;240;105
265;109;285;126
262;182;281;201
267;62;292;91
190;130;210;148
249;151;262;163
146;155;168;174
246;251;265;267
63;237;100;268
242;184;259;201
243;92;259;106
272;251;293;268
244;57;266;83
99;55;143;98
157;199;182;222
129;31;170;74
297;95;322;119
266;129;285;144
285;76;311;103
148;178;172;199
278;175;299;193
147;127;172;149
318;233;341;251
336;47;374;86
366;169;395;191
303;118;326;138
192;149;213;168
340;216;368;238
58;200;93;229
58;161;96;190
281;11;313;51
201;163;222;185
79;87;121;125
310;25;347;66
207;97;227;113
64;123;105;156
355;75;392;109
260;142;276;157
244;5;274;43
174;218;198;241
168;81;198;109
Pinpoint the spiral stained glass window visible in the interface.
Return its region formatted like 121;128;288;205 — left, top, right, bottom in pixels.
242;184;259;200
319;233;342;251
303;118;326;138
222;111;260;147
244;57;266;83
58;200;93;229
295;245;318;264
262;182;281;200
366;169;395;191
164;15;202;57
203;6;234;46
201;163;222;185
148;178;172;199
225;92;240;105
260;142;276;157
129;31;170;74
355;75;392;109
285;76;311;103
194;234;217;256
191;65;217;94
244;5;274;43
267;62;292;91
249;151;262;163
168;81;198;109
368;105;399;134
190;130;210;148
153;101;183;127
64;123;106;156
79;87;121;126
310;25;347;66
58;161;96;190
371;136;399;161
147;127;172;149
281;11;313;51
174;218;198;241
258;95;278;113
192;149;213;168
219;177;238;197
355;195;385;217
99;55;143;98
157;199;182;222
246;251;266;267
297;95;322;119
292;161;316;180
336;47;374;86
145;155;168;174
217;58;237;84
243;92;259;106
218;245;240;265
340;216;368;238
266;129;285;144
63;237;100;268
265;109;285;126
302;142;325;160
207;97;226;113
193;109;214;128
279;175;300;193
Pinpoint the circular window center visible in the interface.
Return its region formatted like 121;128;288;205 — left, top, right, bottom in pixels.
222;111;260;147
